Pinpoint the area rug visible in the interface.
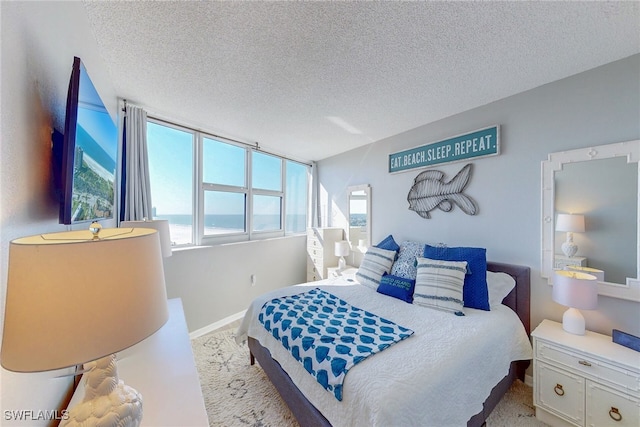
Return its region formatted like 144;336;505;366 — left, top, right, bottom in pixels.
192;329;547;427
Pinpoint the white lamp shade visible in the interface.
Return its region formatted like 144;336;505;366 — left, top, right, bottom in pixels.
556;214;585;233
553;270;598;310
566;265;605;282
121;219;172;257
1;228;169;372
335;240;350;257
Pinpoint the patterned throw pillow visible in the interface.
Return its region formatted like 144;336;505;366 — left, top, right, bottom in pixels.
377;273;416;303
356;246;397;290
423;244;490;311
413;257;467;316
390;241;424;280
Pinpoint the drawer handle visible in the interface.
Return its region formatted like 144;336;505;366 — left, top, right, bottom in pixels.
554;384;565;396
578;360;592;367
609;407;622;422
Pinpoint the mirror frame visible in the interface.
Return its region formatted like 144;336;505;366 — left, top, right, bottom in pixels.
541;139;640;301
347;184;372;250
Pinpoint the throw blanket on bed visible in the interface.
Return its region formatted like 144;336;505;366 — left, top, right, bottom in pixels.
259;288;414;401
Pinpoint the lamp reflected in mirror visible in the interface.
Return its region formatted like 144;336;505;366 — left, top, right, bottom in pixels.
556;213;585;258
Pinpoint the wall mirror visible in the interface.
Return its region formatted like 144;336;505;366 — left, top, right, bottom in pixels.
541;140;640;301
347;185;371;252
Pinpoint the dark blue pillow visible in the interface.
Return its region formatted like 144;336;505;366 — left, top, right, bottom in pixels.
423;245;490;311
377;273;416;303
375;234;400;252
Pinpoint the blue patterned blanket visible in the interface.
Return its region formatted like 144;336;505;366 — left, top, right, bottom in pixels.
258;288;414;400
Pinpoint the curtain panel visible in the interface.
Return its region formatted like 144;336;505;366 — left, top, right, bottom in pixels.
120;105;153;221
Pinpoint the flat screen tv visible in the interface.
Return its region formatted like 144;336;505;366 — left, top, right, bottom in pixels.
56;57;117;225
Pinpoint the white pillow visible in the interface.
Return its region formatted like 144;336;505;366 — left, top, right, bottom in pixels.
487;271;516;309
413;257;467;316
356;246;397;290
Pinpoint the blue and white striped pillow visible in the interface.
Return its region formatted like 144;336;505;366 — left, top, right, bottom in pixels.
414;257;467;316
356;246;396;290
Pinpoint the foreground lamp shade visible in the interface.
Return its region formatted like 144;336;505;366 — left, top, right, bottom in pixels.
556;213;585;258
553;270;598;335
121;219;172;257
1;227;169;372
566;265;605;282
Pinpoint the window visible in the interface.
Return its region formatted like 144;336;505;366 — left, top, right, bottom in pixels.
286;160;308;233
146;119;309;247
147;121;194;246
252;151;282;232
202;137;247;237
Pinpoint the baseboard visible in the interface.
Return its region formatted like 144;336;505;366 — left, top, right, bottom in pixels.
524;373;533;387
189;309;247;339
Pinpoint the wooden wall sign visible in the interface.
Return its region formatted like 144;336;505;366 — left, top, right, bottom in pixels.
389;125;499;173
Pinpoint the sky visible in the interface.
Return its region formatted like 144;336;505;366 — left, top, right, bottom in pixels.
147;121;307;216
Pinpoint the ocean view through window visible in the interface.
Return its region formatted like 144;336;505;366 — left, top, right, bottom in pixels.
147;118;309;246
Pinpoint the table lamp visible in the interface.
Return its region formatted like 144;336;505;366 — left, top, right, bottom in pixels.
1;225;169;427
556;213;585;257
553;270;598;335
566;265;605;282
335;240;350;271
121;218;172;257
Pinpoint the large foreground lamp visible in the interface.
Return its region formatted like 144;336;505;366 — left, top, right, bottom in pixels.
335;240;350;271
556;213;585;257
1;225;169;427
553;270;598;335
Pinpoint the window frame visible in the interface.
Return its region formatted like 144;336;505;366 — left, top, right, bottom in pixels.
146;117;309;247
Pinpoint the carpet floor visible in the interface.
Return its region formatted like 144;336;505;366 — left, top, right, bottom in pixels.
192;329;548;427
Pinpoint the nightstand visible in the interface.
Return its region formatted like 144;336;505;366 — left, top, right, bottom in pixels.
327;266;357;279
532;319;640;427
554;255;587;270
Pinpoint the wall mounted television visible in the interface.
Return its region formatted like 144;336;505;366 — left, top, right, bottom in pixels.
55;56;117;225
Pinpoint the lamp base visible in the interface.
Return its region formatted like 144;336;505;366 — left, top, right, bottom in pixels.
60;354;143;427
561;232;578;257
338;256;346;271
562;307;586;335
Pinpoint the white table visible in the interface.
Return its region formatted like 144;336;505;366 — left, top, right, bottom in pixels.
68;298;209;426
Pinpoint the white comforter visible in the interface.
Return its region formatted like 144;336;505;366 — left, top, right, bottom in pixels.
236;276;532;427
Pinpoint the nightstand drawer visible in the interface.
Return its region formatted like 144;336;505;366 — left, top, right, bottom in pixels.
537;361;585;426
586;380;640;427
538;341;640;392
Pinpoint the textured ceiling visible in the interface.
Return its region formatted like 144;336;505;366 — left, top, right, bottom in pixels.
83;1;639;162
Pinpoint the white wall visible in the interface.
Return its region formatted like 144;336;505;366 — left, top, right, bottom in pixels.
318;54;640;338
164;236;308;333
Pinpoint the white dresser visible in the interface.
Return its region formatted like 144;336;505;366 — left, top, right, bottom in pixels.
307;227;344;281
532;319;640;427
68;298;209;426
554;255;587;270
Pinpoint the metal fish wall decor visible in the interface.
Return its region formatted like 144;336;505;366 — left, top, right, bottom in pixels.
407;163;478;219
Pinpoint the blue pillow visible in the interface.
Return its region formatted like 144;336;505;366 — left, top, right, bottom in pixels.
375;234;400;252
377;273;416;303
423;245;490;311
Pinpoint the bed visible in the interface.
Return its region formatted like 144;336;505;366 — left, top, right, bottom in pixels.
236;261;532;427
